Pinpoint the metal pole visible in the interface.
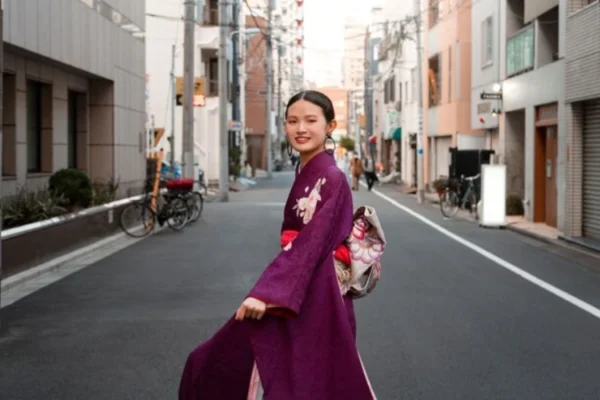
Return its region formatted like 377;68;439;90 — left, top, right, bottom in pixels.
218;0;229;200
182;0;196;178
414;0;425;203
265;0;274;178
276;43;283;162
231;0;240;153
0;0;4;324
170;44;176;171
239;8;247;173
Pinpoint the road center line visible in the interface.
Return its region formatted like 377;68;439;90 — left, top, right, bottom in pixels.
368;184;600;320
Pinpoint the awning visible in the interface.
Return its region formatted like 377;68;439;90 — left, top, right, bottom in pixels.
391;127;402;141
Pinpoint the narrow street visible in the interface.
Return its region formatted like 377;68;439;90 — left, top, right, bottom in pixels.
1;172;600;399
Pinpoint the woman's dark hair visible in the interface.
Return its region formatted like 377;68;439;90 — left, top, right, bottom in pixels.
284;90;335;123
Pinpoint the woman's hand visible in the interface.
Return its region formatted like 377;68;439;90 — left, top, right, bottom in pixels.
235;297;267;321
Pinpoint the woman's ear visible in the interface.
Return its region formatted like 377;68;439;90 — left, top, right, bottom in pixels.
326;120;337;135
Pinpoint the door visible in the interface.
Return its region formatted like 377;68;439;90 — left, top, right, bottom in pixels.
544;126;558;227
583;100;600;239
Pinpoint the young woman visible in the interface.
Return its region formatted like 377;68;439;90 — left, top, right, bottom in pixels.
178;90;376;399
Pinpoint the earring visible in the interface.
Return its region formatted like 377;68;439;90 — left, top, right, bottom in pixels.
287;142;293;157
324;135;336;155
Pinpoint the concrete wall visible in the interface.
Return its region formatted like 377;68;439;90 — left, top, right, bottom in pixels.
470;0;502;130
2;0;146;197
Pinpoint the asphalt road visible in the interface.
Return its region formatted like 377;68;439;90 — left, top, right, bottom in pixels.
1;170;600;399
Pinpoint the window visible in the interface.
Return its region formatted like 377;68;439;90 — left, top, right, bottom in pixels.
68;92;78;169
506;25;534;77
429;0;440;27
428;55;441;106
411;68;417;102
455;40;460;100
208;57;218;96
448;46;452;101
27;81;42;173
481;16;494;66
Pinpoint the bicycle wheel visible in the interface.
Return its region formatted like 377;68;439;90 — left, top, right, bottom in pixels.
440;188;460;218
166;197;190;231
120;201;156;237
469;191;479;220
188;191;204;223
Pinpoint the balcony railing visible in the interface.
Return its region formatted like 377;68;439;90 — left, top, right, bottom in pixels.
506;25;535;77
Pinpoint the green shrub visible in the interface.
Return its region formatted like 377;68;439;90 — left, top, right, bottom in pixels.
92;178;120;205
339;136;356;152
49;168;93;208
1;187;67;229
506;194;524;216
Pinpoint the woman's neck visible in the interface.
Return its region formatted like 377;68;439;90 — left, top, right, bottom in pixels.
299;149;324;170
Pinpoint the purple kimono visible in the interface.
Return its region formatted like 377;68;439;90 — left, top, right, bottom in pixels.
179;151;376;399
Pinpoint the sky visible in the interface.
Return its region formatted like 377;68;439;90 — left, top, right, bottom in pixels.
303;0;382;88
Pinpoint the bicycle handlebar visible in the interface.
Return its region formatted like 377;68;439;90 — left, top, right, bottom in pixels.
460;174;481;181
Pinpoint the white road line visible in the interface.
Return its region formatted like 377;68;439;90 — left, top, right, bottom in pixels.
365;183;600;320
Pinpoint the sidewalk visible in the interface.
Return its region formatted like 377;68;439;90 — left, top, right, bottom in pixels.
377;182;600;258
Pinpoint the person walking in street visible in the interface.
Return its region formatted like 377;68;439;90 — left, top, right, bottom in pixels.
350;154;363;190
363;155;378;191
178;90;376;399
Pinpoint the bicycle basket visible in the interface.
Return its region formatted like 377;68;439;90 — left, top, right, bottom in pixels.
165;178;194;192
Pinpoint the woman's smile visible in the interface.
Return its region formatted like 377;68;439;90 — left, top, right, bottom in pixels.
295;136;310;145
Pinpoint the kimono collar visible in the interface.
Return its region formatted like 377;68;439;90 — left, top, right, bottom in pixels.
295;151;335;178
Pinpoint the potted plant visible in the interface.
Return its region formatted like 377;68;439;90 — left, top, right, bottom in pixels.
432;178;448;199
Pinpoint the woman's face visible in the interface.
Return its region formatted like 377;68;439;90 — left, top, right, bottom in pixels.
285;100;336;156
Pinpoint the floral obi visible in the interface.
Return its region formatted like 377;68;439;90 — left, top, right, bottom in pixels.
280;230;351;266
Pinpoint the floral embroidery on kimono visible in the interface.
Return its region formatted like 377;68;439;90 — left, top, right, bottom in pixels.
292;177;327;224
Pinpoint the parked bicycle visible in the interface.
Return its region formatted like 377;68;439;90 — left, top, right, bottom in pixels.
120;178;197;238
440;174;480;220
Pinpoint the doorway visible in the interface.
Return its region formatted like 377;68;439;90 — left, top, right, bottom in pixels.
534;125;558;227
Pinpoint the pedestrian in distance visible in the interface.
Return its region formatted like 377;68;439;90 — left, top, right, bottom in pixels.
362;154;378;191
350;154;363;190
178;90;377;399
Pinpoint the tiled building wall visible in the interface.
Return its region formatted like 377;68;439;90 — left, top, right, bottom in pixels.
2;0;146;197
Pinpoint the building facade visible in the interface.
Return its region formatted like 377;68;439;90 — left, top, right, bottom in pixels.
471;0;503;152
2;0;146;198
372;0;421;184
499;0;565;229
563;0;600;242
424;0;482;184
147;0;234;186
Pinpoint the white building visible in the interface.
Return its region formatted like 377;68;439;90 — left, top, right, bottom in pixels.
2;0;146;198
498;0;565;229
146;0;233;186
371;1;420;184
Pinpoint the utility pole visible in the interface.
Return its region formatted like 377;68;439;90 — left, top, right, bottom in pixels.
414;0;425;204
265;0;274;179
170;44;176;171
276;43;283;163
364;28;373;159
218;0;229;200
231;0;240;149
182;0;196;178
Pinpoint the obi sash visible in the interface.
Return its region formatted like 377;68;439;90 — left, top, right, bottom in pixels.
280;230;351;266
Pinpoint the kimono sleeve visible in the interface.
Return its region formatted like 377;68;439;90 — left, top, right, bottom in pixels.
247;171;353;318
